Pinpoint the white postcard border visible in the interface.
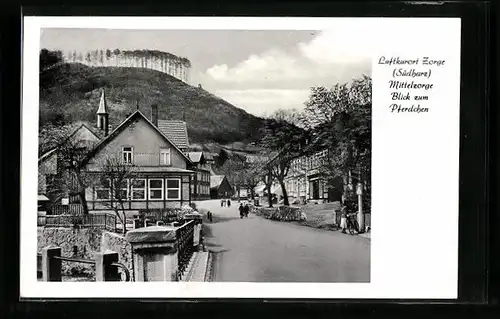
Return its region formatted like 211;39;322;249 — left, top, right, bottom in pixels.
21;17;461;299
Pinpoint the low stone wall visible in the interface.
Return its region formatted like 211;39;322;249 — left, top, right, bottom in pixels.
252;205;307;222
101;231;134;281
38;227;134;279
37;227;103;278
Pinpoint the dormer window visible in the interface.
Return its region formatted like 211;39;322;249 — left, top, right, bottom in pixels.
122;146;133;164
160;148;171;166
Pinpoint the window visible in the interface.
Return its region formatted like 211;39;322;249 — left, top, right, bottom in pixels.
95;179;110;200
160;148;171;166
149;179;164;200
166;179;180;200
115;179;129;200
122;146;133;164
131;179;146;200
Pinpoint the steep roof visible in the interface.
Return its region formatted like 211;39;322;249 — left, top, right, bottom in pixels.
187;151;203;163
96;89;108;114
88;110;192;164
157;120;189;150
210;175;226;188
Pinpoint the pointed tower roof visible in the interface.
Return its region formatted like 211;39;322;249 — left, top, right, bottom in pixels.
97;89;108;114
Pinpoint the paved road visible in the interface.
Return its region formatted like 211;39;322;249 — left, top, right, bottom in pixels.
196;200;370;283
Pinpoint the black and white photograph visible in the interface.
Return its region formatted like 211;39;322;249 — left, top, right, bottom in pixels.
36;27;371;283
21;17;462;299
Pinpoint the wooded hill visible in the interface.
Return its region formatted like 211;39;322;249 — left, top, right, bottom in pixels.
39;61;266;147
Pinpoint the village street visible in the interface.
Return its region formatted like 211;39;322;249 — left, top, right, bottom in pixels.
195;200;370;283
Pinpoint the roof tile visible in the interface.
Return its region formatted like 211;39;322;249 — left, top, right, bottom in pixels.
157;120;189;150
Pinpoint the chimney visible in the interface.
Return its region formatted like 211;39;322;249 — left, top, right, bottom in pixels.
151;104;158;127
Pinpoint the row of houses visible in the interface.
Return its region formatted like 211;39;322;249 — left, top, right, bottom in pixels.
38;89;235;214
253;149;368;206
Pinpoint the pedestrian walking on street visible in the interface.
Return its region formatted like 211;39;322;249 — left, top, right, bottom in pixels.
239;203;244;218
227;199;231;207
244;203;249;218
340;204;348;233
207;210;213;223
221;199;224;207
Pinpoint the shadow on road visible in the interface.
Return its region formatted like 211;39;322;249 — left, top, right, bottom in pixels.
203;214;242;225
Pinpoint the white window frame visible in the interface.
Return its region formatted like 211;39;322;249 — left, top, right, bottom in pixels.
165;178;181;200
131;178;146;200
149;179;164;200
114;179;129;201
95;178;111;201
122;146;134;164
160;148;171;166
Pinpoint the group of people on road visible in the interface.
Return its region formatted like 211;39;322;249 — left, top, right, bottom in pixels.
220;198;231;207
238;203;250;218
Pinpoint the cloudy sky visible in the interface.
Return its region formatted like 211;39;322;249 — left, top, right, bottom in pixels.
40;29;371;117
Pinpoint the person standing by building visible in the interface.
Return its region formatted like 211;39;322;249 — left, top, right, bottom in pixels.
340;203;348;233
244;203;249;218
239;203;244;218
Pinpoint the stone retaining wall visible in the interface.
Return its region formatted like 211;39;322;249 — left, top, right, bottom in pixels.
37;227;134;279
101;231;134;281
37;227;103;278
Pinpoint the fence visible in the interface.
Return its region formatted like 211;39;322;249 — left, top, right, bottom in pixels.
139;208;183;224
50;204;84;215
176;219;195;278
38;246;130;282
38;213;117;232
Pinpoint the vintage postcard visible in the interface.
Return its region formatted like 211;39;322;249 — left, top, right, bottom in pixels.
21;17;460;299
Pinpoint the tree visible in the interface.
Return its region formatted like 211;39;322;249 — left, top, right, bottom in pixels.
247;153;274;206
40;49;63;70
215;149;229;167
269;108;303;127
218;153;246;199
260;117;306;206
95;155;136;235
301;75;372;206
40;124;95;215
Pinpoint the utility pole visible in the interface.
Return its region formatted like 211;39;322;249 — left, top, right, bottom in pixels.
356;168;365;233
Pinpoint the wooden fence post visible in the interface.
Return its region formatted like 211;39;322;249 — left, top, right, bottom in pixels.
42;246;62;281
95;250;120;281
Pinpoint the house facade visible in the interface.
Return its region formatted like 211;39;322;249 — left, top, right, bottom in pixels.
284;149;344;203
187;152;211;200
39;89;197;213
84;108;194;212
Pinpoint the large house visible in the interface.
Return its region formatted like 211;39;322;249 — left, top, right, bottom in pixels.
284;149;343;203
187;152;211;200
39;89;198;213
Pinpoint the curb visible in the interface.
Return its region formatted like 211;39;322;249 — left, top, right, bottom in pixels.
204;252;215;282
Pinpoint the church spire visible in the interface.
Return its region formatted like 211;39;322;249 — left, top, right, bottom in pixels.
96;88;109;136
97;88;108;114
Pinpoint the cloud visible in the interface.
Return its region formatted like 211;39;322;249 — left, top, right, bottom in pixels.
203;30;373;115
205;30;372;85
298;29;374;65
206;49;313;84
215;89;311;116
